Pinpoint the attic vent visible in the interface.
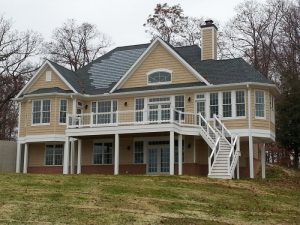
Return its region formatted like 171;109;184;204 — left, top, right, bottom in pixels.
46;71;52;82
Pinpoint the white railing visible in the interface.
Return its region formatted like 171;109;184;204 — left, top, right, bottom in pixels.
208;136;220;175
67;108;199;129
198;113;219;149
213;114;233;144
228;135;240;177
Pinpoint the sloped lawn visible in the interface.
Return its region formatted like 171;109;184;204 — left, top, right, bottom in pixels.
0;166;299;225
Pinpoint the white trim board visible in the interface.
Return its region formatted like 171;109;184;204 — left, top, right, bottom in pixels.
109;37;211;93
16;60;77;98
18;134;66;143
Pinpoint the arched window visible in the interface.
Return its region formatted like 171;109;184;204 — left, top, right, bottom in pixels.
147;70;172;85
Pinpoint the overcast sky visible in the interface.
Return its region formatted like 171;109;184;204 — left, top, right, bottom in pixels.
1;0;246;48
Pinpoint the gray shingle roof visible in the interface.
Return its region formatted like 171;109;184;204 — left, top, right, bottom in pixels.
44;41;273;95
25;87;73;95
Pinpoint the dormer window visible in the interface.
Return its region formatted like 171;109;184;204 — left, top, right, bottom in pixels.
147;69;172;85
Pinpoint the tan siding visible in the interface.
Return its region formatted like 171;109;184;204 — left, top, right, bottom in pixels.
28;143;45;167
223;119;249;129
121;43;199;89
252;89;271;130
26;65;70;93
195;138;208;164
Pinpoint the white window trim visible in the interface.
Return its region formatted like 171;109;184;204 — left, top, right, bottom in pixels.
235;90;247;119
44;143;64;166
59;99;68;125
255;90;266;120
92;139;114;165
31;99;51;126
146;68;173;86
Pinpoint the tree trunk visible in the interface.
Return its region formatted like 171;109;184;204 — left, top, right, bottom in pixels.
294;148;299;169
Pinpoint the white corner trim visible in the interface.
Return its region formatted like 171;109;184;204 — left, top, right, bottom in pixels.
16;60;77;98
109;37;211;93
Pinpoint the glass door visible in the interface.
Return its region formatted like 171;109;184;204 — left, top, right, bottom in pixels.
147;141;170;174
160;146;170;173
148;148;158;173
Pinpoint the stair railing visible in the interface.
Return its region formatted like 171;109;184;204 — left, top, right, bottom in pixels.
228;135;240;177
213;114;233;144
198;113;219;149
208;136;220;175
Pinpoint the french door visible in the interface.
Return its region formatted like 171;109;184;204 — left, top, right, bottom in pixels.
147;144;170;174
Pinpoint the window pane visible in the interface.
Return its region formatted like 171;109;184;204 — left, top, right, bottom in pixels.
236;91;245;117
32;101;41;124
255;91;265;117
223;92;232;117
134;141;144;163
54;145;63;165
93;143;103;164
148;71;171;84
60;100;67;123
42;100;51;123
210;93;218;118
135;98;144;122
45;145;54;165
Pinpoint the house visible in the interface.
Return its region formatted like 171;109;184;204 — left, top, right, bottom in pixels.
14;20;278;179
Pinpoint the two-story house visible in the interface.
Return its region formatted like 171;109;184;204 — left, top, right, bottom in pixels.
14;20;278;179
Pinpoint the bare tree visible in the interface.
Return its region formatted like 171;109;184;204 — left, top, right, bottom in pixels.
0;15;42;140
219;0;285;80
45;19;112;71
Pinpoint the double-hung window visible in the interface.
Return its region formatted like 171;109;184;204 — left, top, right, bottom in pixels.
210;93;218;118
236;91;245;117
32;100;51;124
92;100;117;124
255;91;265;118
45;144;63;165
93;142;113;164
175;95;185;120
135;98;144;122
134;141;144;164
222;92;232;117
59;100;67;123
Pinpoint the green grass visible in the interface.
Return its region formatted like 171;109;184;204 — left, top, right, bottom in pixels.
0;166;299;225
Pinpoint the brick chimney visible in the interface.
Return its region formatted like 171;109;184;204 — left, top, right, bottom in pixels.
200;20;218;60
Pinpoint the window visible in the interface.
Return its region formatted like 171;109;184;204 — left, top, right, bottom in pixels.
135;98;144;122
59;100;67;123
255;91;265;118
93;142;113;164
270;95;275;123
175;95;185;120
32;100;51;124
45;144;63;165
45;71;52;81
236;91;245;117
210;93;218;118
196;94;206;117
222;92;232;117
92;100;117;124
148;71;171;84
134;141;144;163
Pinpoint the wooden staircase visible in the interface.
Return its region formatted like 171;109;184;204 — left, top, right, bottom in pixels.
198;114;240;179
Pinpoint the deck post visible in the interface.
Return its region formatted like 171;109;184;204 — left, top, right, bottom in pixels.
16;141;21;173
170;131;175;175
70;140;75;174
63;136;70;174
261;144;266;179
249;135;254;178
77;139;82;174
178;134;183;175
114;133;119;175
23;143;28;174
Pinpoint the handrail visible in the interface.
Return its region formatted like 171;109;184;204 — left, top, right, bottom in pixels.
208;136;220;174
198;113;219;141
213;114;233;143
227;135;240;175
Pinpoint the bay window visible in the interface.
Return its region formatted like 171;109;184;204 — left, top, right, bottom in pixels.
222;92;232;117
236;91;245;117
255;91;265;118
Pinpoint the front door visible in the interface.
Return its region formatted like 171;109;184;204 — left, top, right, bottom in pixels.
147;142;170;174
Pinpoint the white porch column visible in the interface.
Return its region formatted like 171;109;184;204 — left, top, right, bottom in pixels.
16;141;21;173
23;143;28;174
63;136;70;174
170;131;175;175
77;139;82;174
261;144;266;179
249;135;254;179
178;134;183;175
70;140;75;174
114;134;119;175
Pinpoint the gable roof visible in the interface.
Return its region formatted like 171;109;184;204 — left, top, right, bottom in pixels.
15;39;274;98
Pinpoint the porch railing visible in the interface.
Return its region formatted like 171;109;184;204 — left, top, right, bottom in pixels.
67;108;199;129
